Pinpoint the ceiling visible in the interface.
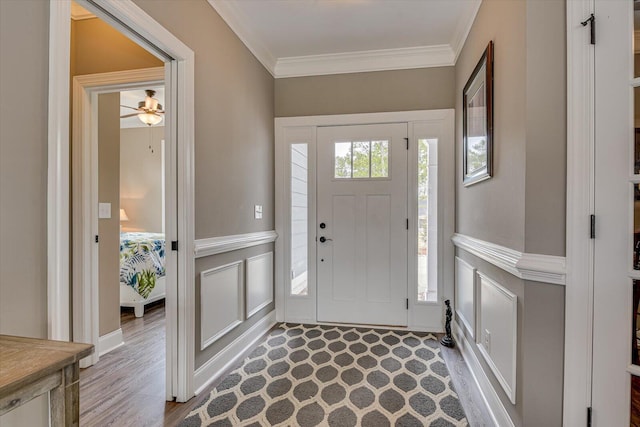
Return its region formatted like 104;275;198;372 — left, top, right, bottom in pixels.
208;0;481;78
120;87;165;129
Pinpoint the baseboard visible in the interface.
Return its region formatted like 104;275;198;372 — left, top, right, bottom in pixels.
98;328;124;357
453;321;514;427
193;310;277;395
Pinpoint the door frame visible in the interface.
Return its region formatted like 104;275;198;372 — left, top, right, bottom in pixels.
71;67;164;368
275;110;455;331
564;0;595;425
47;0;196;401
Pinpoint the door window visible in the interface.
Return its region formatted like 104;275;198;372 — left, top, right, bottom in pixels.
333;140;389;179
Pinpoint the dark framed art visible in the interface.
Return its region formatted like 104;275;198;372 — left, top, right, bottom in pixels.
463;40;494;186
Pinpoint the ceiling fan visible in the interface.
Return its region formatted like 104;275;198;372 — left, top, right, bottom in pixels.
120;89;164;126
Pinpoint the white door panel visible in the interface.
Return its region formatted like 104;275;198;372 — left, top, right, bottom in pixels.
317;123;408;326
592;1;632;424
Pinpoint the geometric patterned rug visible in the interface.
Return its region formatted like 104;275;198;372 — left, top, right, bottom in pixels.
180;323;468;427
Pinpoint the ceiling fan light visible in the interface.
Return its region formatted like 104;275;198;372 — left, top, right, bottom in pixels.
138;112;163;126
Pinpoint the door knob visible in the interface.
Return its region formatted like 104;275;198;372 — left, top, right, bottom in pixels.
319;236;333;243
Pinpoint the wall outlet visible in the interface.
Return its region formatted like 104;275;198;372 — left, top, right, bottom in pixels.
483;329;491;352
254;204;263;219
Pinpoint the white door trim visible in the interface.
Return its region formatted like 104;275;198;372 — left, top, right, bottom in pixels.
72;67;165;368
564;0;595;425
275;109;455;330
48;0;195;402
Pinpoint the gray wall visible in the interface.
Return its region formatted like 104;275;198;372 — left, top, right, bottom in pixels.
454;0;566;425
275;67;455;117
131;0;276;366
120;126;165;233
455;0;526;252
98;93;122;336
524;0;567;257
0;0;50;425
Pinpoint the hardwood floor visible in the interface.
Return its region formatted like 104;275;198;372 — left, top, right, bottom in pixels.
79;302;189;426
79;304;494;426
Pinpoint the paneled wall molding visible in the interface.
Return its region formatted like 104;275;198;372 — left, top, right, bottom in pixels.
194;231;278;258
453;322;515;427
194;310;277;394
451;233;566;285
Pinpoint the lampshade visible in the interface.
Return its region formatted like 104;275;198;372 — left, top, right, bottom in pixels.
138;112;163;126
119;208;129;221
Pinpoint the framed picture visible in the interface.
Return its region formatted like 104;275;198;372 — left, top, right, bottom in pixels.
463;40;494;186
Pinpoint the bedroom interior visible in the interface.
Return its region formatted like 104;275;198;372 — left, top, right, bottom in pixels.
118;87;167;318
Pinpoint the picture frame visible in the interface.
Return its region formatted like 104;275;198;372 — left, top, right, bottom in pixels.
463;40;494;186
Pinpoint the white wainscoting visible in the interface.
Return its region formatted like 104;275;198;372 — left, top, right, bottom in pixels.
246;252;274;318
477;273;518;404
453;321;514;427
200;261;244;350
194;231;277;258
455;257;476;339
98;328;124;357
194;310;277;394
451;233;566;285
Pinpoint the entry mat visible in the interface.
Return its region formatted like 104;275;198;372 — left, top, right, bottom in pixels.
180;323;468;427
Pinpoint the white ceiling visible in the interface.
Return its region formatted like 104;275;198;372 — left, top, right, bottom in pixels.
208;0;481;78
120;87;165;129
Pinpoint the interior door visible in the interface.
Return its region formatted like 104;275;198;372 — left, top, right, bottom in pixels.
316;123;408;326
592;1;633;424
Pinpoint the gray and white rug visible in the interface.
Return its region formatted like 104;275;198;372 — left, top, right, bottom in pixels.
180;324;468;427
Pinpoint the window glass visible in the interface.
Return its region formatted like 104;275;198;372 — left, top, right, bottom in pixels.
417;139;437;302
334;142;352;179
334;140;389;179
371;141;389;178
291;144;308;296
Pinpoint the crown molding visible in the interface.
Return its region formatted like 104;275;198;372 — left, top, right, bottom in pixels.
207;0;277;76
451;0;482;62
274;45;455;78
208;0;479;78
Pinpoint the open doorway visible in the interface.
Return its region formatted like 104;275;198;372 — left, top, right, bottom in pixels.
67;2;180;420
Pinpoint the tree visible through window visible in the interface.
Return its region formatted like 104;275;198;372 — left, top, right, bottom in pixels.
334;140;388;179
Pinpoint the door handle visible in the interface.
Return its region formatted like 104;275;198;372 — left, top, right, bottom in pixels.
319;236;333;243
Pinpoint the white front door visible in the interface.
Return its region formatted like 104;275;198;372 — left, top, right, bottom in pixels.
316;123;408;326
591;1;633;424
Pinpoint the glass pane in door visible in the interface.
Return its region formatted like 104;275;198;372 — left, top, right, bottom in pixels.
635;1;640;78
291;144;308;296
632;374;640;425
635;185;640;270
417;138;437;302
635;88;640;174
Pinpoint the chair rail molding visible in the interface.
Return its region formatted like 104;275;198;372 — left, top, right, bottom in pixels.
194;231;278;258
451;233;566;285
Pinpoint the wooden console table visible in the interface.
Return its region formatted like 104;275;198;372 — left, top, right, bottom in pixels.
0;335;94;426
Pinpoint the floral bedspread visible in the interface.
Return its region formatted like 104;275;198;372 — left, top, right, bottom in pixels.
120;232;165;298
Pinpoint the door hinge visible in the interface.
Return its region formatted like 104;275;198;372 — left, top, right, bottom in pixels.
587;406;592;427
171;240;178;251
95;235;99;243
406;298;409;310
404;137;409;150
581;14;595;45
406;218;409;230
590;215;595;239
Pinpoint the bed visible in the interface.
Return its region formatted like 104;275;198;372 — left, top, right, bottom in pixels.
119;232;166;317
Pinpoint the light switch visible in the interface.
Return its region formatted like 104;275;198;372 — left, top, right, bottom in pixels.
98;203;111;219
254;205;263;219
